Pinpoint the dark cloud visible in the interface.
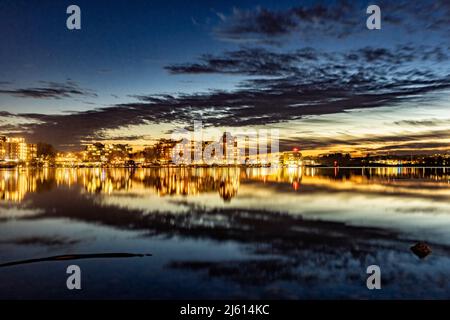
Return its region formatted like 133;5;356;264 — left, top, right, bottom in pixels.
165;47;318;76
0;236;80;247
0;80;97;99
394;119;450;127
369;142;449;153
214;0;450;43
280;129;450;153
95;134;152;142
214;1;358;43
0;123;24;132
216;7;298;39
166;45;449;76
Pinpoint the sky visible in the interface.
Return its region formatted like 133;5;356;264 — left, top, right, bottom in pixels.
0;0;449;155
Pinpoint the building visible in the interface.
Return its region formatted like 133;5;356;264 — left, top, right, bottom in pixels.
0;136;37;163
280;149;303;167
55;152;81;167
155;139;178;165
222;132;239;165
83;143;132;165
0;136;6;160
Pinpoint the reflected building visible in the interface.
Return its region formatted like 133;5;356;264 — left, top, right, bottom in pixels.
134;168;241;200
218;177;239;201
51;167;241;201
0;169;37;202
0;167;448;203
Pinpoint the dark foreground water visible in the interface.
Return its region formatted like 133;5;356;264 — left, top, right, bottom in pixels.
0;167;449;299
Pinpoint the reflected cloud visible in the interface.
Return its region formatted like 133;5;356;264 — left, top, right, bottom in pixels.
0;236;80;247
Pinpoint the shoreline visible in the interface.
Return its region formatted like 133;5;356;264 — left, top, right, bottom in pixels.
0;164;449;170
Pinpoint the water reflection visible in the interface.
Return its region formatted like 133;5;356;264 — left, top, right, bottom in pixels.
0;167;448;203
1;167;450;299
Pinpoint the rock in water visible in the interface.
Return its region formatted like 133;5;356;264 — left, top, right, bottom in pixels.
410;242;432;259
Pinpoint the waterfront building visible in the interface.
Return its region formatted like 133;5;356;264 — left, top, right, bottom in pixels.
280;149;303;167
0;136;37;163
83;143;132;165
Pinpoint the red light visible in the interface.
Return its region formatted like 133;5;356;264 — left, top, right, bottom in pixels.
293;148;299;152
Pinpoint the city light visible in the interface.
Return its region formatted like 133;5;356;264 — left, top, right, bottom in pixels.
0;134;448;169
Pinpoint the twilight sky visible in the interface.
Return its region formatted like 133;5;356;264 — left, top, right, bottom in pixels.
0;0;449;155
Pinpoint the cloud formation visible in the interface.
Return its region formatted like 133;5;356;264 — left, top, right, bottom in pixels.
3;43;448;151
213;0;450;44
166;45;449;76
0;80;97;99
280;129;450;154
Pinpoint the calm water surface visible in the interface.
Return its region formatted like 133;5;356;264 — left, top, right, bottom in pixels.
0;167;449;299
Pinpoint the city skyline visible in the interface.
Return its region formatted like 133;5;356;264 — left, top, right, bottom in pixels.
0;0;449;157
1;133;448;170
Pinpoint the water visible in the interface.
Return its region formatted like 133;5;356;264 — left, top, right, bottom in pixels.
0;167;449;299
